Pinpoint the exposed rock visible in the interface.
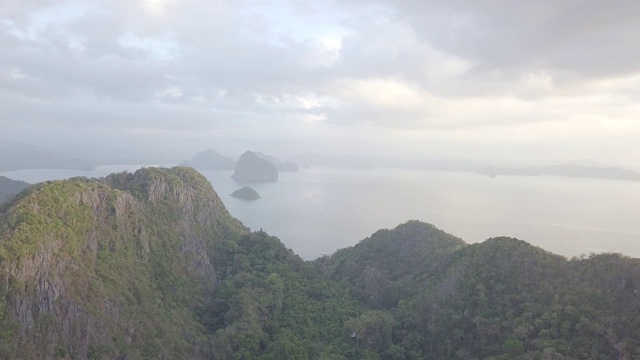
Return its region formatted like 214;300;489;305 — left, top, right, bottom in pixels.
232;151;278;182
230;186;260;201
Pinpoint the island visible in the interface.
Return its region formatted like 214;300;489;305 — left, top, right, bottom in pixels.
254;152;299;172
232;151;278;182
477;163;640;181
230;186;260;200
182;149;235;170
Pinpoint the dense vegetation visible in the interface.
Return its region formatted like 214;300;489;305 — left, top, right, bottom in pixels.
322;229;640;359
0;166;639;359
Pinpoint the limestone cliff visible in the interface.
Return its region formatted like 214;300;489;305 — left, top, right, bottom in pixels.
0;167;247;359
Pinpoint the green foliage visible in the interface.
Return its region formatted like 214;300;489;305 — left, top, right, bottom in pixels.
1;167;640;359
0;167;246;359
205;231;363;359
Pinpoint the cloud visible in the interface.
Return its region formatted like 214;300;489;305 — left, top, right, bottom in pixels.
0;0;639;165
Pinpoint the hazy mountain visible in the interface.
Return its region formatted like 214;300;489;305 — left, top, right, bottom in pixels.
183;149;236;170
293;152;483;171
0;176;31;207
478;163;640;181
0;142;95;171
1;167;639;358
254;152;299;172
0;142;167;171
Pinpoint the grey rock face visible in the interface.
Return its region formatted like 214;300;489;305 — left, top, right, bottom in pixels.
232;151;278;182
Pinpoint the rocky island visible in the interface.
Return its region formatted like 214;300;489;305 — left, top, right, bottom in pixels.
232;151;278;182
230;186;260;200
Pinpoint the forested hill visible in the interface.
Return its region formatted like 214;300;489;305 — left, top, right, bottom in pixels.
320;225;640;359
0;167;639;359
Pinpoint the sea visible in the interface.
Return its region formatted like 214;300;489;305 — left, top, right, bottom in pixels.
2;165;639;260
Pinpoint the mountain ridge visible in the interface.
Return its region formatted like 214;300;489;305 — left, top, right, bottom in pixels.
0;167;639;358
0;167;248;358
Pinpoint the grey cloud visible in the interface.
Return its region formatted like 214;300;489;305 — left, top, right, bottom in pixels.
386;0;640;80
1;0;639;165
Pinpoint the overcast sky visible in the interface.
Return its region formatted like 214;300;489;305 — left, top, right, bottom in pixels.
1;0;639;165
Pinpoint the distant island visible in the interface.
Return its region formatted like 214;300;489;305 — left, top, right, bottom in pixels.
254;152;299;172
0;142;94;171
477;163;640;181
182;149;299;174
0;141;169;171
230;186;260;200
232;151;278;182
182;149;235;170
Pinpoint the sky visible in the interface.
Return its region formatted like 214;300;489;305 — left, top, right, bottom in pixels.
1;0;640;165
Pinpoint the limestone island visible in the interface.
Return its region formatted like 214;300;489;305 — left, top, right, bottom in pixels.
232;151;278;182
230;186;260;201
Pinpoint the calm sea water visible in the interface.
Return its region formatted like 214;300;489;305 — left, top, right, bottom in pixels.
2;166;639;260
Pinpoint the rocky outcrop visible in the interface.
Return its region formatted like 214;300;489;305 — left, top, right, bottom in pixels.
0;167;247;359
230;187;260;201
232;151;278;182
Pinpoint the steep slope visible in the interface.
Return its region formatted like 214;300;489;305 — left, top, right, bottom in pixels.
0;176;31;207
0;166;247;359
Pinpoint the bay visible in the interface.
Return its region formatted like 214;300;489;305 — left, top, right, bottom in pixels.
203;167;640;260
2;165;639;260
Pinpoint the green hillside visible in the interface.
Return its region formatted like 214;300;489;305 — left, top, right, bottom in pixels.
0;167;639;359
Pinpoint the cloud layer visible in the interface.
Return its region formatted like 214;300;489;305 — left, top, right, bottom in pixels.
1;0;639;164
